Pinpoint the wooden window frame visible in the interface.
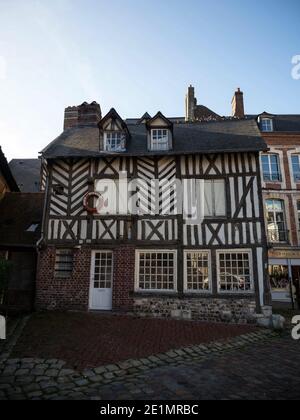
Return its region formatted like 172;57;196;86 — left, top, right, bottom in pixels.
135;249;177;293
261;154;281;182
54;249;74;279
184;250;212;293
260;118;273;132
150;129;169;151
216;249;254;294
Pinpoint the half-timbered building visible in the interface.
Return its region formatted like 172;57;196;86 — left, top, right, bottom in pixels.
36;100;272;324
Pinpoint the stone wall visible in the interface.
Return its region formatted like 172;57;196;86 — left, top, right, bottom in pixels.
133;296;258;324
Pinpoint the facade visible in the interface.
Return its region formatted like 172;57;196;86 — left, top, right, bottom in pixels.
0;146;43;313
0;193;44;312
36;99;272;324
258;113;300;305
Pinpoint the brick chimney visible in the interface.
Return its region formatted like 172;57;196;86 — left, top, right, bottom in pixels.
231;88;245;119
185;85;197;122
78;101;102;125
64;106;79;130
63;101;102;130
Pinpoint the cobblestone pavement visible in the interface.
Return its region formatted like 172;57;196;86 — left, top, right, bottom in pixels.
2;327;298;400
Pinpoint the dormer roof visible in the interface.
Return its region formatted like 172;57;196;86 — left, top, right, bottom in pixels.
146;112;173;129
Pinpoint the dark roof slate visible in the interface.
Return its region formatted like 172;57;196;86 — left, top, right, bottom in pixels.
0;193;44;248
0;147;19;192
41;119;266;158
272;115;300;132
9;159;41;193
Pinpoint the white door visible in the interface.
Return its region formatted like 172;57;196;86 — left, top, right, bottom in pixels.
89;251;113;310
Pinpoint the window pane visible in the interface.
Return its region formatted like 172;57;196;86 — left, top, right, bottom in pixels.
218;252;252;292
204;181;213;216
214;180;226;216
55;249;73;278
185;252;210;291
204;180;226;217
292;155;300;181
138;251;176;291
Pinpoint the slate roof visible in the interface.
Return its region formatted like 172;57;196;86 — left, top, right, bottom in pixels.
0;193;44;248
41;118;267;159
194;105;220;121
0;147;19;192
270;115;300;132
9;159;41;193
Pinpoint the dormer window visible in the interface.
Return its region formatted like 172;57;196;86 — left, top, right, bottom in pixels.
99;108;129;153
151;129;169;151
260;118;273;132
104;132;125;152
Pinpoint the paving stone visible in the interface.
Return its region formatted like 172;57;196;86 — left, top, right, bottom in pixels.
44;387;59;395
2;366;17;375
39;381;57;390
23;383;41;393
35;364;49;370
45;369;59;377
31;368;46;376
27;391;43;399
75;379;89;387
89;375;104;383
105;364;120;372
93;367;107;375
59;369;74;377
15;369;30;376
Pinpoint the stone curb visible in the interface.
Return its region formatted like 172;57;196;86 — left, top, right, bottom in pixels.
0;316;30;365
0;327;279;400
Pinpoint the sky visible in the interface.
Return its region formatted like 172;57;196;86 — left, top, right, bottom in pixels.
0;0;300;160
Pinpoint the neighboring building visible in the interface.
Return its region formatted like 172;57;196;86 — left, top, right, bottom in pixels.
0;193;44;312
185;85;221;122
0;146;19;199
9;158;41;192
0;147;44;313
36;100;271;324
258;113;300;304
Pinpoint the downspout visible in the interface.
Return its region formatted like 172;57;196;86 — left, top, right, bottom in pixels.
35;161;50;311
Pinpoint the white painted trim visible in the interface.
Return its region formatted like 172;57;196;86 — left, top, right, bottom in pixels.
135;249;177;293
260;149;286;189
216;249;254;294
89;250;114;310
256;247;264;306
259;118;274;132
183;250;212;293
287;148;300;189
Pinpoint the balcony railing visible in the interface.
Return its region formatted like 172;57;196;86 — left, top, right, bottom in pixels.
263;173;282;183
267;229;289;244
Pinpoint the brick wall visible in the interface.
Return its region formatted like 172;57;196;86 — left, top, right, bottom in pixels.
36;245;136;312
112;245;135;311
36;247;91;311
262;133;300;248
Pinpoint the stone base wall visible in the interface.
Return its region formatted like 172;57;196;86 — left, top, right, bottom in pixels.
133;296;259;324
